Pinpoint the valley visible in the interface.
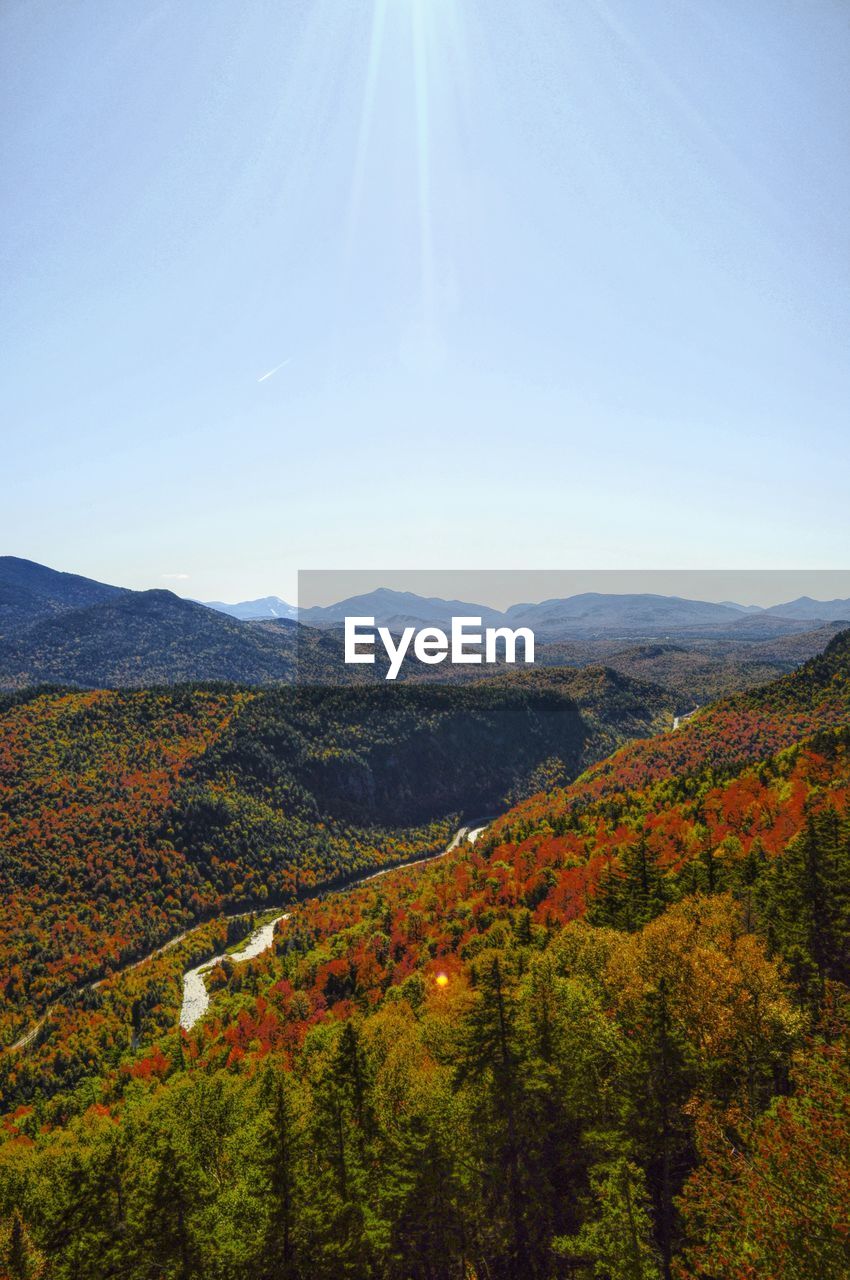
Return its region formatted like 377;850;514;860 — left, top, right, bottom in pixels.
8;823;489;1050
0;590;848;1278
0;669;665;1053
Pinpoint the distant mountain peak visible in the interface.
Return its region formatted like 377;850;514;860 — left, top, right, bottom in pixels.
204;596;298;622
766;596;850;623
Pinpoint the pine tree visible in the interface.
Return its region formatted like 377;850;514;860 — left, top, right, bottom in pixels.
554;1159;662;1280
381;1110;468;1280
143;1134;198;1280
589;839;669;932
335;1022;372;1152
618;980;693;1280
301;1023;382;1278
759;809;850;1008
259;1066;303;1279
456;956;536;1279
1;1211;46;1280
730;836;768;931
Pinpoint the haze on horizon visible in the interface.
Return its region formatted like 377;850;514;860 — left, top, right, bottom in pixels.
2;0;848;603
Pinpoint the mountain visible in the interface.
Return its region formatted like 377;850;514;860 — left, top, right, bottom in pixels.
0;556;126;636
300;589;767;640
725;611;815;635
535;621;850;707
277;588;850;640
299;590;750;636
579;626;850;797
0;665;671;1047
503;591;749;635
298;587;505;631
766;594;850;622
3;561;849;692
0;590;299;688
205;595;298;621
2;635;849;1278
747;619;850;662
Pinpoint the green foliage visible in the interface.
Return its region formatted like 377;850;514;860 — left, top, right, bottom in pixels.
555;1158;662;1280
1;633;850;1276
0;668;665;1061
676;1038;850;1280
757;808;850;1009
587;838;671;931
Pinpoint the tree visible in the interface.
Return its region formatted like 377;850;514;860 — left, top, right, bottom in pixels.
554;1159;662;1280
0;1210;46;1280
299;1023;383;1278
456;955;538;1279
258;1065;304;1279
139;1132;199;1280
617;981;692;1280
759;809;850;1009
676;1038;850;1280
589;839;670;932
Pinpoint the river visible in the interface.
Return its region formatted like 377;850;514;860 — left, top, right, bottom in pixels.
8;823;488;1049
179;912;291;1030
178;823;488;1030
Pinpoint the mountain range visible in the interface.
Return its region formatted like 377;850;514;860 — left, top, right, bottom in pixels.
295;586;850;635
763;594;850;620
0;556;125;634
0;558;301;688
2;557;849;692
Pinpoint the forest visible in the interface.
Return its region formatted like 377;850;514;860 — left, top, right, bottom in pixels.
0;634;849;1277
0;669;668;1052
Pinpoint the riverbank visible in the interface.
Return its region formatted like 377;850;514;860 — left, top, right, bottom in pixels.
9;821;490;1052
178;822;489;1030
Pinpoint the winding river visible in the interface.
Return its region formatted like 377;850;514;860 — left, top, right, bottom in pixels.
176;823;487;1030
179;912;292;1030
8;824;488;1050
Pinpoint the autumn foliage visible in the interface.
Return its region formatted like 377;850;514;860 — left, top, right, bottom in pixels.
0;634;849;1277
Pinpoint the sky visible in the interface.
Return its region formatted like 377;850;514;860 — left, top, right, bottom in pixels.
2;0;849;605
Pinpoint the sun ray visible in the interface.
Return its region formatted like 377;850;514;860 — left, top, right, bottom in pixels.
411;0;436;334
347;0;390;248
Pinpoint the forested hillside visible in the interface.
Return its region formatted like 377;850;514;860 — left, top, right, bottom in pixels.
0;591;300;688
0;638;848;1276
536;622;848;706
0;557;126;636
0;668;666;1052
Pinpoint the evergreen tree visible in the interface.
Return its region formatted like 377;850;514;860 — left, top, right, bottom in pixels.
140;1134;199;1280
381;1110;468;1280
1;1210;46;1280
258;1066;304;1280
730;836;768;931
301;1023;382;1278
554;1159;662;1280
617;980;693;1280
589;839;669;932
759;809;850;1008
456;956;537;1279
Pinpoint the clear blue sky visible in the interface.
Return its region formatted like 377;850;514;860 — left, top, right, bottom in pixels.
2;0;848;603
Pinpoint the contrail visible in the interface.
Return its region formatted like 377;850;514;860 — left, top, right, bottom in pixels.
257;358;291;383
